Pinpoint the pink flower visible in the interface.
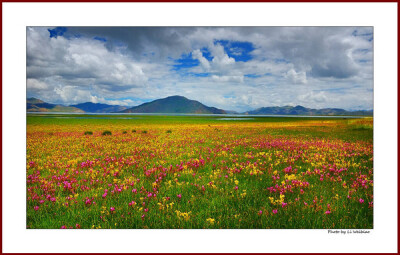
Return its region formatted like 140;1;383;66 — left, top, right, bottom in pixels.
325;210;331;214
76;224;81;229
39;200;45;204
132;188;137;193
144;208;149;212
110;207;115;212
102;193;107;198
61;225;67;229
34;206;39;211
359;198;364;203
50;197;56;202
272;209;278;214
141;214;145;220
258;210;262;215
177;194;182;199
235;186;238;190
281;202;288;208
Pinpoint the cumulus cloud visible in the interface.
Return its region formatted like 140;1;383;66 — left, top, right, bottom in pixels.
27;27;150;104
192;49;210;70
285;69;307;84
210;43;235;68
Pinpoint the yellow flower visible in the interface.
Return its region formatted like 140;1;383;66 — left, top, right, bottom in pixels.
206;218;215;225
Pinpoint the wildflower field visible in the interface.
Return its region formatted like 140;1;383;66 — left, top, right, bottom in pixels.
27;115;373;229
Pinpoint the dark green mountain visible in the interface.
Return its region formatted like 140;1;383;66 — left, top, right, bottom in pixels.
120;95;226;114
245;105;373;116
70;102;128;113
27;98;84;113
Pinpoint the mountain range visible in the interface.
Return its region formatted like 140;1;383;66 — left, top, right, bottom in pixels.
27;96;373;116
245;105;373;116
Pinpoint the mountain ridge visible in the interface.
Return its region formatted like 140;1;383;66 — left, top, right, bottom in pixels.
27;97;373;116
245;105;373;116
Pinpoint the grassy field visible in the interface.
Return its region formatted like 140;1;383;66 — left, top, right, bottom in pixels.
26;115;373;229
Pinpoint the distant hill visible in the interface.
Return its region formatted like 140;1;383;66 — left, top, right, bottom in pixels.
27;98;45;104
27;98;84;113
70;102;128;113
245;105;373;116
120;95;226;114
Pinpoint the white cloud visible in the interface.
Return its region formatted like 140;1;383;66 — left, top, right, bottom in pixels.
27;78;48;90
211;75;244;83
192;49;210;70
297;91;327;104
285;69;307;84
27;27;149;104
210;43;235;70
53;85;94;104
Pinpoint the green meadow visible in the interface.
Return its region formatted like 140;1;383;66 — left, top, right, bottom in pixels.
27;115;373;229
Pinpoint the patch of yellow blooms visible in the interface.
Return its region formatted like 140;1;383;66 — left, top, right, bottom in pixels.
269;194;285;205
176;210;191;221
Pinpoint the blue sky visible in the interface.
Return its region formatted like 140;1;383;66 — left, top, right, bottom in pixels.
27;27;373;111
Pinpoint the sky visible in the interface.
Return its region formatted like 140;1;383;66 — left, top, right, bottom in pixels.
26;27;373;112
